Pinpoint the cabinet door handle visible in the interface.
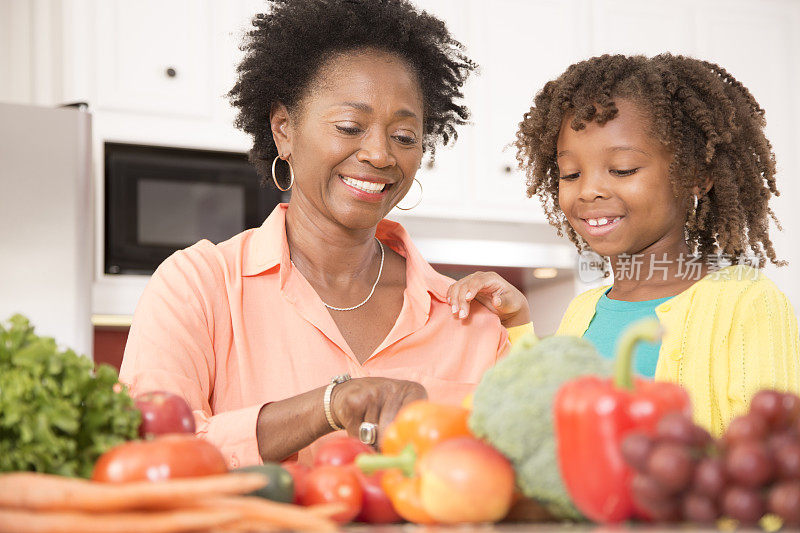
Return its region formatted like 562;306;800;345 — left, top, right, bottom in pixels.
165;67;177;78
503;165;513;174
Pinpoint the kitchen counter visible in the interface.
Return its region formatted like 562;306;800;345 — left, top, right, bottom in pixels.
342;524;726;532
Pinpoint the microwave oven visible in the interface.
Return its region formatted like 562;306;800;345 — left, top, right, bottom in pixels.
105;143;284;275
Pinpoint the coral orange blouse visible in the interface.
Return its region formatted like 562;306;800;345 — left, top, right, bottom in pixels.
120;204;508;467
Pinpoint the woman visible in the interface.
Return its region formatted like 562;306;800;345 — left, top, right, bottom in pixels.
120;0;524;468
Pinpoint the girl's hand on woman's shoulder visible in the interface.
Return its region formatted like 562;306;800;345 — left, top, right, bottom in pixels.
447;271;531;328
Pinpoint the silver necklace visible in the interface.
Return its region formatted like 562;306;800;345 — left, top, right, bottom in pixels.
294;239;385;312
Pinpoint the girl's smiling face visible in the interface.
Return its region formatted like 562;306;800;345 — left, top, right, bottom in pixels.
556;99;688;259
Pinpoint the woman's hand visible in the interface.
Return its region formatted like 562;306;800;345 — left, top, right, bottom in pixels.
447;271;531;328
331;377;427;446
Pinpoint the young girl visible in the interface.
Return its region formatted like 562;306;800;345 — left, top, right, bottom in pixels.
449;54;799;436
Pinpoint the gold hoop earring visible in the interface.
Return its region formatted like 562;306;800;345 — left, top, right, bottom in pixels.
395;178;423;211
272;155;294;191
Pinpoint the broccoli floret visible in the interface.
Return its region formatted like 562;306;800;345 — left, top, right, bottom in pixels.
469;333;613;520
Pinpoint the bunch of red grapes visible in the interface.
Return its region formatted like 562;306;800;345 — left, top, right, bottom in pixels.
621;390;800;527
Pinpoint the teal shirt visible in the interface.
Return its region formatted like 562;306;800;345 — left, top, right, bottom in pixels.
583;289;674;378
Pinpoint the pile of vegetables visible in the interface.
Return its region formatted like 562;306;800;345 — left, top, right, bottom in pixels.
0;314;140;478
0;314;342;532
468;330;613;519
281;437;402;524
0;469;340;532
554;318;691;523
18;308;796;530
355;400;516;525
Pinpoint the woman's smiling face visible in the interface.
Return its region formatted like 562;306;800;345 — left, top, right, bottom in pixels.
556;99;687;259
273;49;425;229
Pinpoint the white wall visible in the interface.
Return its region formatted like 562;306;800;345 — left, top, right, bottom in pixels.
526;275;579;337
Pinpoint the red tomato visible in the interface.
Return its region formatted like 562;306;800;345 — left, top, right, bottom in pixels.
134;390;196;438
303;465;363;523
92;434;227;482
281;461;311;504
353;468;402;524
314;436;374;467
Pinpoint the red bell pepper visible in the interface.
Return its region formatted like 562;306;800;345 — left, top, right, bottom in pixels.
554;318;691;524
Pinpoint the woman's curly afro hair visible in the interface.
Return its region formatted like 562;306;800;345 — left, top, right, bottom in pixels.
229;0;476;182
516;53;783;267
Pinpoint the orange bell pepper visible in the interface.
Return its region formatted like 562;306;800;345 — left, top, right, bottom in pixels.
380;400;471;456
358;437;516;524
379;463;437;524
356;401;475;524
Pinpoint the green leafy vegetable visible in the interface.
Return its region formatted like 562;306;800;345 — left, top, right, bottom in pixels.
0;314;140;478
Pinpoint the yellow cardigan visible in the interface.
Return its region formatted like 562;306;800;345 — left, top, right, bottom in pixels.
510;265;800;436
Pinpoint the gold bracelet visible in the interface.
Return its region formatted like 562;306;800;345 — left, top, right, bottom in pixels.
324;374;350;431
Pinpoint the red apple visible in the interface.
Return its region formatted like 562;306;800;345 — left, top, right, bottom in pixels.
418;437;515;524
134;390;196;438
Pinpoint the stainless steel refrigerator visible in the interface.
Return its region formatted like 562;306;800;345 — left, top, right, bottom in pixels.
0;102;93;357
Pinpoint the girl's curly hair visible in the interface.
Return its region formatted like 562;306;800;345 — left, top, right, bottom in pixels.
229;0;476;182
516;53;782;267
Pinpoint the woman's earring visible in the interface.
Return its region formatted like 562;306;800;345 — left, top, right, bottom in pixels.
693;194;699;215
395;178;423;211
272;155;294;191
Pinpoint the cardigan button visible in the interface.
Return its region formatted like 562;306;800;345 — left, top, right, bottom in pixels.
660;303;671;312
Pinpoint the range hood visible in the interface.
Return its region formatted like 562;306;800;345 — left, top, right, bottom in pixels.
392;214;577;270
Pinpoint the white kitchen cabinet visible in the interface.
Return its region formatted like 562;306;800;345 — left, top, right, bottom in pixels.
458;0;590;223
590;0;697;56
393;0;474;219
210;0;265;129
695;0;800;322
400;0;593;223
93;0;214;119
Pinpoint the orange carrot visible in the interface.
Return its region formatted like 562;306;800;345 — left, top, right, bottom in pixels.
208;519;280;532
196;496;338;532
0;508;239;533
0;472;267;512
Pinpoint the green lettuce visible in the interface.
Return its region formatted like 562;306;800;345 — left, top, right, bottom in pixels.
0;314;140;478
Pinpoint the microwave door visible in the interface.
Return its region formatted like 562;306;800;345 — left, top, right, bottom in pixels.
105;144;281;274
